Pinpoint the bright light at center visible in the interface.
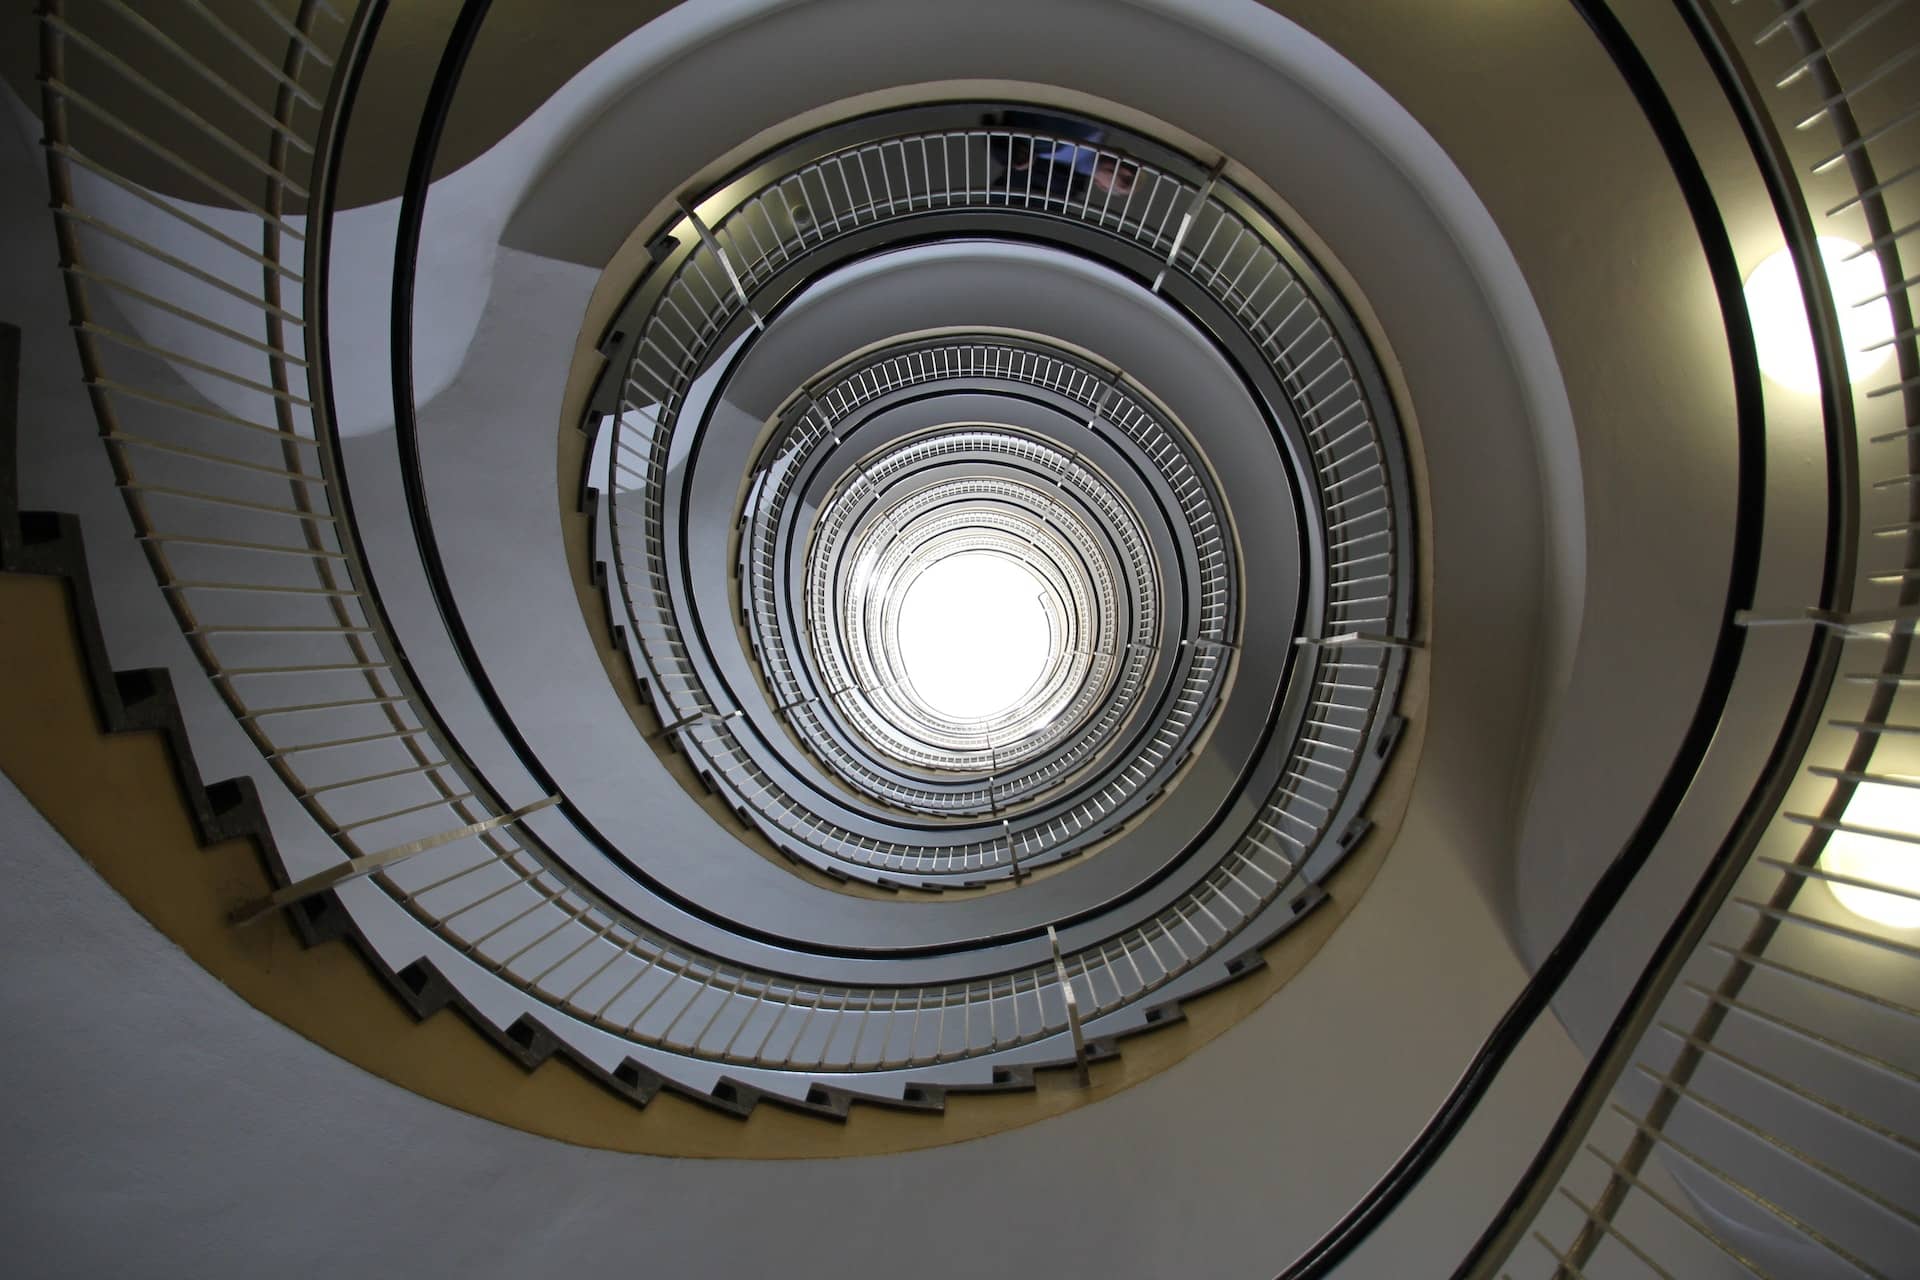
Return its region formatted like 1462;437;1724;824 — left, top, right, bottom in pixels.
898;553;1050;721
1822;781;1920;930
1743;237;1894;395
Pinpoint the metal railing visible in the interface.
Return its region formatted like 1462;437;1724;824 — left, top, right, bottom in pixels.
1450;0;1920;1275
739;338;1199;817
34;2;1900;1255
30;2;1396;1102
591;113;1410;889
801;438;1147;767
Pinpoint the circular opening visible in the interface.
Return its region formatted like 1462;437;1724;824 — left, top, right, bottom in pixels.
897;552;1052;721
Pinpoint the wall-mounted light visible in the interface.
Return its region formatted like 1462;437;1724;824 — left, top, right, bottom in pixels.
1742;237;1894;395
1821;781;1920;929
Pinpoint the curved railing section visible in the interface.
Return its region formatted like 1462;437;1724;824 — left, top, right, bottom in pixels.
740;338;1199;817
1451;1;1920;1275
21;0;1909;1271
805;435;1144;769
588;108;1412;891
31;3;1409;1111
1261;0;1915;1274
42;9;1906;1266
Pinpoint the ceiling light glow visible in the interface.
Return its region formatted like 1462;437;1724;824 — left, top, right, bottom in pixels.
1822;781;1920;930
1743;237;1894;395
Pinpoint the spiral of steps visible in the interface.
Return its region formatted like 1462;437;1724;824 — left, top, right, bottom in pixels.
4;0;1919;1276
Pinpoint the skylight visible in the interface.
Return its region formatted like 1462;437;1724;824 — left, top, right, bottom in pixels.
897;552;1051;722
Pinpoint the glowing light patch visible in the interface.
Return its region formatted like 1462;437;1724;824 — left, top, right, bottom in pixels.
1822;781;1920;930
898;552;1051;721
1743;237;1894;395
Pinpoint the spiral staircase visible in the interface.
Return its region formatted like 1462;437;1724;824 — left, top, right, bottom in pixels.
0;0;1916;1276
